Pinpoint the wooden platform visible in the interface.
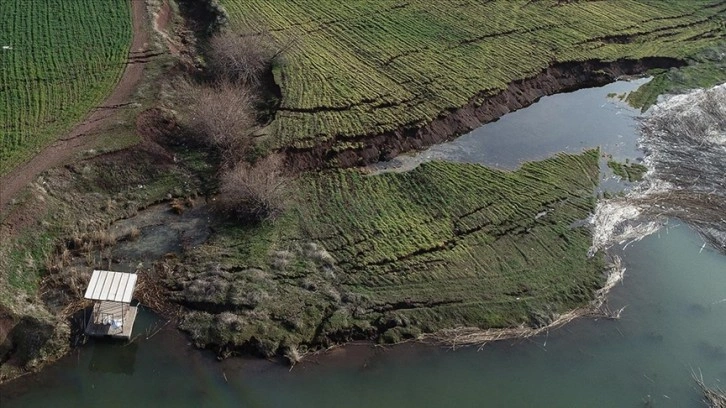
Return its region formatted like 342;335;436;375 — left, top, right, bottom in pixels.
85;301;137;339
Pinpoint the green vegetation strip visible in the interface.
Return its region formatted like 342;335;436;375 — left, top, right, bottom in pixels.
219;0;725;151
0;0;132;175
174;149;604;355
627;45;726;111
608;160;648;182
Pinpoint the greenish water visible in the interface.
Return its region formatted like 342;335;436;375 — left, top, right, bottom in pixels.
1;224;724;407
2;80;724;407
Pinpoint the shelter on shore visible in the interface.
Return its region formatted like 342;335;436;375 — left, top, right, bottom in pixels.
84;270;138;339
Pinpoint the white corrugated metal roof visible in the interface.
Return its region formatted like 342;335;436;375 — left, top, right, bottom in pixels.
84;270;137;303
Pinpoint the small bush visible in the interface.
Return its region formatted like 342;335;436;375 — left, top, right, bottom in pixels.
206;30;278;86
183;79;257;164
127;227;141;241
217;155;290;221
170;198;185;214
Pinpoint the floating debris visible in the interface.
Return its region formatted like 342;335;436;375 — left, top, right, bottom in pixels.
592;85;726;253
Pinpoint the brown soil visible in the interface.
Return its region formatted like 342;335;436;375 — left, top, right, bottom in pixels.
0;306;14;351
284;57;685;170
153;0;181;56
0;0;168;214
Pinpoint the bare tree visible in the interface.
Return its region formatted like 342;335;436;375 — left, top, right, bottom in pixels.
206;30;279;86
217;154;291;221
184;79;257;164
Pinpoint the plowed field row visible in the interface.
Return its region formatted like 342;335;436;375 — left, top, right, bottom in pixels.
174;150;603;352
220;0;725;151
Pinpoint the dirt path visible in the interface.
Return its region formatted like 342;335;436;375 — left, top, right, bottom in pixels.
0;0;169;213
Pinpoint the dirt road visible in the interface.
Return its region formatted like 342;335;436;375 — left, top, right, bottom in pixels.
0;0;165;213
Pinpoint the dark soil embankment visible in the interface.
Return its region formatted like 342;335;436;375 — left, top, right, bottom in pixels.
284;57;685;170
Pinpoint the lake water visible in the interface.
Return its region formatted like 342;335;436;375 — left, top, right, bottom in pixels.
2;80;724;407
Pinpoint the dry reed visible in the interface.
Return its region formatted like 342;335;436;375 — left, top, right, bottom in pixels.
693;369;726;408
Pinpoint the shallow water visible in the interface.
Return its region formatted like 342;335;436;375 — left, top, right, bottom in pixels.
2;80;724;407
2;224;723;407
372;77;650;172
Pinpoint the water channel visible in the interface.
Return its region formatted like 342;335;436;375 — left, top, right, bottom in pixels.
2;79;724;407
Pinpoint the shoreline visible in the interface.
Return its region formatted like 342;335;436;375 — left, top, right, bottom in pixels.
0;80;722;389
2;220;725;407
1;0;723;385
0;72;692;385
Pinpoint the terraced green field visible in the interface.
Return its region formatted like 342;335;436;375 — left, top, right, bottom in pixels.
0;0;132;175
626;44;726;111
219;0;725;152
174;150;603;354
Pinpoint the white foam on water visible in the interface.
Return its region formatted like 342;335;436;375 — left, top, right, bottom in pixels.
591;84;726;253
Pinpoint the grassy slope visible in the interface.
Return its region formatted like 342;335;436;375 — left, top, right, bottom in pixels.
220;0;725;151
174;150;602;354
0;0;132;175
0;140;212;380
626;44;726;111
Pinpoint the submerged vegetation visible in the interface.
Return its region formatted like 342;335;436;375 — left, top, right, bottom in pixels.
592;85;726;255
634;85;726;252
171;150;604;357
219;0;724;152
0;0;132;175
627;45;726;111
607;160;648;182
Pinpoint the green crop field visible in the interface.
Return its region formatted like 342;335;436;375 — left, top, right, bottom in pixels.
0;0;132;175
174;150;603;355
219;0;725;152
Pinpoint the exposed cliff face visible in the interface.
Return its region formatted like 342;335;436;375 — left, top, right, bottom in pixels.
284;57;685;170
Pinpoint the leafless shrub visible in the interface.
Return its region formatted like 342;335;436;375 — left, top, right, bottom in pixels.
183;79;257;164
217;155;291;221
284;344;307;368
206;30;278;86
